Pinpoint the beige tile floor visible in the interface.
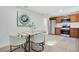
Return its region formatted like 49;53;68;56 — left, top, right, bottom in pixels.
0;35;79;52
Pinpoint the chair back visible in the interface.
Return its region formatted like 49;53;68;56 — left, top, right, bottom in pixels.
31;33;45;43
9;35;26;46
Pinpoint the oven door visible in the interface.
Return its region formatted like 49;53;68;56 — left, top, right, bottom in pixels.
61;29;70;35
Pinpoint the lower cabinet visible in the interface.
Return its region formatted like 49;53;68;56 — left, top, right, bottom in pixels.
55;28;61;35
55;28;79;38
70;28;79;38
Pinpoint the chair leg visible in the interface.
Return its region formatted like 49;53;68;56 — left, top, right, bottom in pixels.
31;42;44;52
10;45;12;52
24;43;28;52
21;44;24;48
21;42;28;52
10;45;20;52
23;39;29;52
39;43;44;51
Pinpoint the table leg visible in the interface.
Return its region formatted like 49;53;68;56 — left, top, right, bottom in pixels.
28;35;30;52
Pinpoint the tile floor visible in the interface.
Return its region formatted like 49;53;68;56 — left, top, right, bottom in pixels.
0;35;79;52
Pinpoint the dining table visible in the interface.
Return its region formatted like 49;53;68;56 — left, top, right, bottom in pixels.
19;32;40;52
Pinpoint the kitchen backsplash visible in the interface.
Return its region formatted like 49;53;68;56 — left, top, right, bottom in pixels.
56;22;79;28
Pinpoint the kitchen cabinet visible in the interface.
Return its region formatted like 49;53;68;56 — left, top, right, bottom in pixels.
56;16;64;23
54;13;79;38
55;28;61;35
70;28;79;38
70;14;79;22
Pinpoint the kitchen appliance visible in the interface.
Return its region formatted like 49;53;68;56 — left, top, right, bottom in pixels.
61;18;70;23
61;29;70;37
61;18;70;37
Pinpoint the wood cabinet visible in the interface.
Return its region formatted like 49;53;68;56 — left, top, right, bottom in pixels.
55;14;79;38
56;16;64;23
56;14;79;23
55;28;61;35
70;14;79;22
70;28;79;38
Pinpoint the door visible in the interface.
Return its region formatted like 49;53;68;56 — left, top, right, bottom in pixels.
56;16;64;23
70;28;79;38
70;14;77;22
56;17;61;23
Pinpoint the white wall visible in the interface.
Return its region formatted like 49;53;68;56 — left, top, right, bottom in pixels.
0;6;47;48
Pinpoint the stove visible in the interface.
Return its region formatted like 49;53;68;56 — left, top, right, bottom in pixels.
61;29;70;37
61;18;70;37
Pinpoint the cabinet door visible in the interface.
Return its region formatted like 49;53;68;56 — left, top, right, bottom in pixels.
76;14;79;22
56;16;64;23
55;28;61;35
56;17;61;23
70;14;77;22
70;28;79;38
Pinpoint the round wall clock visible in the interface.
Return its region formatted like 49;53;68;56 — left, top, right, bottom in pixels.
19;14;30;25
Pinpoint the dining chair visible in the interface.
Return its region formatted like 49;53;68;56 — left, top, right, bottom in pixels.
31;33;45;52
9;34;28;52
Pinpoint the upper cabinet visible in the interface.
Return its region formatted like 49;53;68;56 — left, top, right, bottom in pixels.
56;16;64;23
70;14;79;22
56;14;79;23
56;17;61;23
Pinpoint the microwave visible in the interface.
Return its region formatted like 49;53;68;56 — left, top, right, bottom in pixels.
61;18;70;23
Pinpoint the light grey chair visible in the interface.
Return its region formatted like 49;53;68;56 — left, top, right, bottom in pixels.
9;35;28;52
31;33;45;52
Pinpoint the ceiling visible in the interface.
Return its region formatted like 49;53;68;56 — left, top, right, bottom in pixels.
25;6;79;17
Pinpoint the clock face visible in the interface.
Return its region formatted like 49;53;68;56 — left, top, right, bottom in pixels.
21;15;28;22
19;14;30;25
